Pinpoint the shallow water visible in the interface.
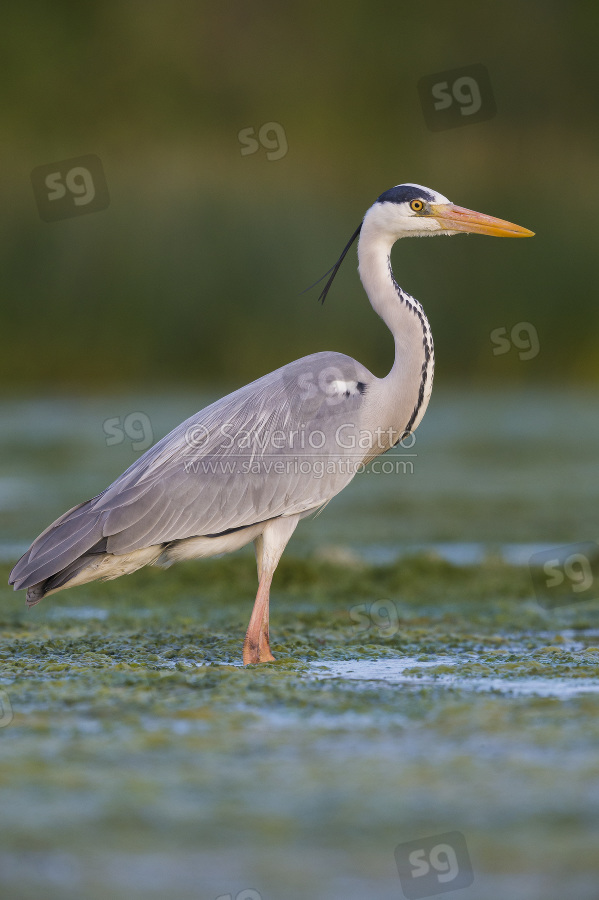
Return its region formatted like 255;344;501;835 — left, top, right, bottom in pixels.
1;387;599;900
315;656;599;697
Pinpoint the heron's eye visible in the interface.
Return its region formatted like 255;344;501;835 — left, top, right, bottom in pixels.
410;199;425;213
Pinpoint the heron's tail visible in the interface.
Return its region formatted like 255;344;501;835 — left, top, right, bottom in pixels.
9;498;106;605
10;497;164;606
20;543;110;607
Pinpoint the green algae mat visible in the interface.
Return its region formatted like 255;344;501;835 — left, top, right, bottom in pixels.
1;553;599;900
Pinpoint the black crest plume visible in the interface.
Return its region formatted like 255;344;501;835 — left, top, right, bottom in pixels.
302;223;362;304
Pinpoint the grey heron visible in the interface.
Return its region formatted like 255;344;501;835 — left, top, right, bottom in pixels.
9;184;533;664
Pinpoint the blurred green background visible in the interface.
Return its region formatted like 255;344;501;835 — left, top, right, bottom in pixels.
2;0;598;392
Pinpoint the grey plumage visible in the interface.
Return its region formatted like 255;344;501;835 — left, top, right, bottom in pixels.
10;352;372;601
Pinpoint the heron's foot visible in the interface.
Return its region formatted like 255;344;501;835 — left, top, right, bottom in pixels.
242;633;276;665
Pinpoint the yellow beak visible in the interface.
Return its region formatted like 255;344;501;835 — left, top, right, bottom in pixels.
430;203;534;238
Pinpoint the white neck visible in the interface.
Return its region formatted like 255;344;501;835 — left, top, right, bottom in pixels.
357;210;435;438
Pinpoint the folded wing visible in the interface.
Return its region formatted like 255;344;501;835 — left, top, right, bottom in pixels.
10;352;373;591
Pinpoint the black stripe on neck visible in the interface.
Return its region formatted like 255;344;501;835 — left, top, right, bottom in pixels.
386;259;434;441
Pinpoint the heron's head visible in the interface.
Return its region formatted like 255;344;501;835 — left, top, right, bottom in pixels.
370;183;534;239
313;182;533;303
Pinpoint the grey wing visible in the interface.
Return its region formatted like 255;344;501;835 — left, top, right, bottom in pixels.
10;352;374;590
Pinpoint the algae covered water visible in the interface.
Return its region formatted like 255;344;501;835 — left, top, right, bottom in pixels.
0;388;598;900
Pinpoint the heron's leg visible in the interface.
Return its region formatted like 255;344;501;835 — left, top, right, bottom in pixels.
243;516;299;665
244;534;268;662
243;567;275;665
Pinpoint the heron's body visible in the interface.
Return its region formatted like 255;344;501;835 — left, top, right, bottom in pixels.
9;184;533;663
